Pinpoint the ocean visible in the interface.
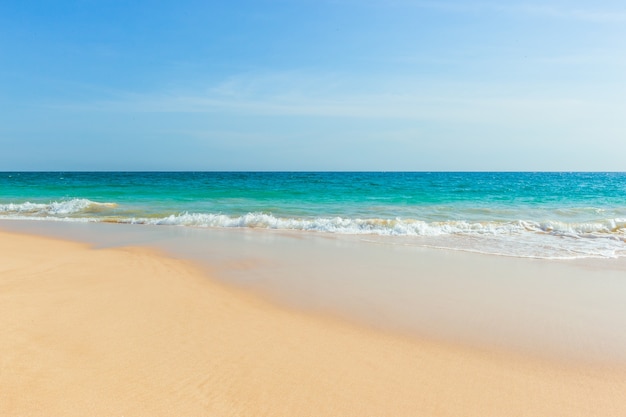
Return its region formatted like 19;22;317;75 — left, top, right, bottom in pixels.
1;172;625;259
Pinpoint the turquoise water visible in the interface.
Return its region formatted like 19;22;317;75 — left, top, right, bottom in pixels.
1;172;625;259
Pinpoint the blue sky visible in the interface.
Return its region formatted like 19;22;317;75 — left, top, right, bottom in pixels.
1;0;625;171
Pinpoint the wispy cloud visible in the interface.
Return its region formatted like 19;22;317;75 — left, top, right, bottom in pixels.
511;3;626;22
46;71;608;127
379;1;626;22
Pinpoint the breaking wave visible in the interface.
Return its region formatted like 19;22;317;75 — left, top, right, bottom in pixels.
0;199;118;216
120;212;626;240
1;200;624;259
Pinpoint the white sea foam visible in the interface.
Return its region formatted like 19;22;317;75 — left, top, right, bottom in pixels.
1;204;624;259
0;199;117;216
117;212;624;238
121;212;625;259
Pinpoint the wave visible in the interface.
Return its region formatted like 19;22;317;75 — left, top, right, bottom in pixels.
0;199;118;216
117;212;626;241
1;201;624;239
1;200;624;259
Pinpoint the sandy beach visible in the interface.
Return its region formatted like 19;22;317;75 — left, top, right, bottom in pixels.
2;227;626;416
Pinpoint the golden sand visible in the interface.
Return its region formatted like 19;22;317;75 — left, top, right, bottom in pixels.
1;230;625;416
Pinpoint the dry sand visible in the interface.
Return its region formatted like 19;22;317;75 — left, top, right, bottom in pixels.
1;229;625;416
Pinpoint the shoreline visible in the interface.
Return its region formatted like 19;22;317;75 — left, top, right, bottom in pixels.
2;223;626;415
3;219;626;365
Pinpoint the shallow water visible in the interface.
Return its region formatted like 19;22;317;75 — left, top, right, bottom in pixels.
3;219;626;365
2;172;625;259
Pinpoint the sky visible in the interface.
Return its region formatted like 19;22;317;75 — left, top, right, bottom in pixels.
1;0;625;171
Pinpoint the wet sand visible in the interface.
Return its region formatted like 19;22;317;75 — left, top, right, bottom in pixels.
1;227;626;416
